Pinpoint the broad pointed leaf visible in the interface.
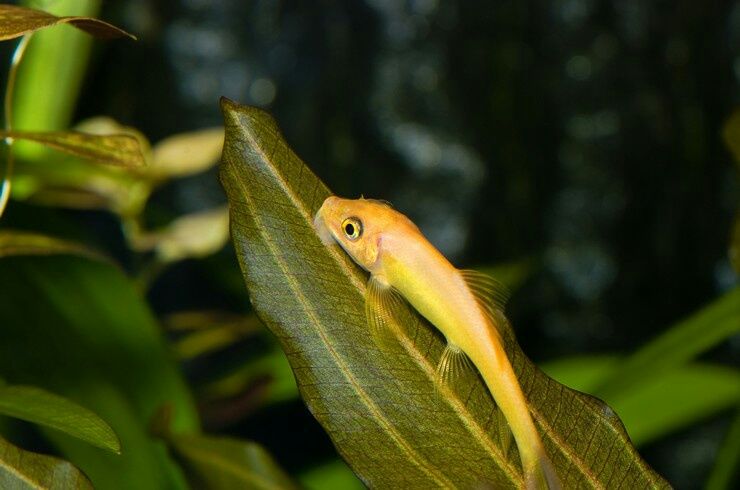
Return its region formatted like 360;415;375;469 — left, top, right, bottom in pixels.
0;384;120;453
0;4;135;41
0;130;145;168
219;98;670;489
0;434;93;489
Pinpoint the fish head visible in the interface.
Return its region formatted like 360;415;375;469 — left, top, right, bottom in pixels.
313;195;409;272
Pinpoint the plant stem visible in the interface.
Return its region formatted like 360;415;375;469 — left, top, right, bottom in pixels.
0;34;33;219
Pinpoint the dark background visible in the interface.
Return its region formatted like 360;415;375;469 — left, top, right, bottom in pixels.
11;0;740;488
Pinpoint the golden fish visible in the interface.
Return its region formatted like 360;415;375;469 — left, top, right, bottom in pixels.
314;196;559;489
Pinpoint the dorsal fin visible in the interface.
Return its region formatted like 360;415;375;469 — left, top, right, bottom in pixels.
460;269;510;311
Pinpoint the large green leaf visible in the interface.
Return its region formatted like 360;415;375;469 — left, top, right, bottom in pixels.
0;434;93;489
0;384;119;453
0;256;198;489
219;98;670;489
167;433;298;490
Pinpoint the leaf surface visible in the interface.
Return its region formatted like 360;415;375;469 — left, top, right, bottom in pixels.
219;98;670;489
0;384;120;453
0;4;135;41
0;434;93;489
1;130;145;168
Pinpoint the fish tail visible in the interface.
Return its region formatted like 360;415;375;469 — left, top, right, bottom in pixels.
472;339;560;490
523;449;560;490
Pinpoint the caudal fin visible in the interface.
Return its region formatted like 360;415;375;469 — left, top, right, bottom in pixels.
524;451;560;490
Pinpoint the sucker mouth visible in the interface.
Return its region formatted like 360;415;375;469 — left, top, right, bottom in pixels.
313;211;336;246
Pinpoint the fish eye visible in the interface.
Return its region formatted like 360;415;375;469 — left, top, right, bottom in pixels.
342;217;363;241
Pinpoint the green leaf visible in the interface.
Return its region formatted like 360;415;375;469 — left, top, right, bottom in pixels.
0;4;135;41
611;364;740;446
167;433;298;490
0;255;198;489
705;408;740;490
594;287;740;398
0;434;93;489
219;98;669;489
1;130;146;168
544;357;740;447
0;229;107;261
12;0;101;162
0;384;119;454
299;459;364;490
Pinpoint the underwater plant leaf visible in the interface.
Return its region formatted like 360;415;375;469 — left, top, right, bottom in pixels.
0;255;198;489
0;229;107;262
219;98;670;489
0;384;120;453
150;128;224;179
0;434;93;489
0;4;135;41
545;357;740;446
594;287;740;398
130;206;230;262
705;408;740;490
0;130;145;168
167;433;298;490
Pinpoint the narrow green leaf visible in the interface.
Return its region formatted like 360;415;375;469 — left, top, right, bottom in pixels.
219;98;669;489
168;434;298;490
0;434;93;489
705;408;740;490
0;385;119;453
0;229;107;261
0;4;135;41
595;287;740;398
1;130;145;168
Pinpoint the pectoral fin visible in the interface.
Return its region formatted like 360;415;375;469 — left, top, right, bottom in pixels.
435;343;473;387
365;276;416;349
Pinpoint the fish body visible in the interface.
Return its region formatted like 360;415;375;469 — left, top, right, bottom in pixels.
314;196;559;489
